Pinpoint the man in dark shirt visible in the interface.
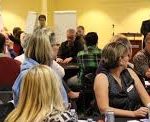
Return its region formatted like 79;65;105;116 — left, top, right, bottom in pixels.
56;28;84;64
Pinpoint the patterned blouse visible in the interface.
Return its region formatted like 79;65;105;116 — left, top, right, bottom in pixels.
43;109;78;122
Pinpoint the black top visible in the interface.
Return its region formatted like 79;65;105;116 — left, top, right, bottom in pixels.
102;69;142;111
57;39;84;62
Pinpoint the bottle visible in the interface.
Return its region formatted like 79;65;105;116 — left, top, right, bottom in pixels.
70;109;78;122
105;110;115;122
147;103;150;121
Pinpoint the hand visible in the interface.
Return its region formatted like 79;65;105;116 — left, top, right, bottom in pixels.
56;58;63;63
133;107;148;117
62;57;73;64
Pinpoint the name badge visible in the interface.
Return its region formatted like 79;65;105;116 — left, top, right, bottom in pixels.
127;84;134;92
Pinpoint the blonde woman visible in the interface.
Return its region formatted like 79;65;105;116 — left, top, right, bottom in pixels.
5;65;77;122
12;28;68;106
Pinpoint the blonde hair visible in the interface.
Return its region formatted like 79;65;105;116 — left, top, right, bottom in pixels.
5;65;65;122
25;28;53;66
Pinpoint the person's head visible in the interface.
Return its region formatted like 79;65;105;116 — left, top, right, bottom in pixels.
20;33;31;51
38;14;46;28
66;28;76;43
111;34;132;59
13;27;21;37
49;32;60;58
100;41;129;70
5;65;64;122
144;33;150;53
85;32;98;46
76;25;85;36
25;28;53;66
0;33;5;53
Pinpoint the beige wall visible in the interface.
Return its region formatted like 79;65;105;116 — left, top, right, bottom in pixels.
50;0;150;48
1;0;41;32
1;0;150;48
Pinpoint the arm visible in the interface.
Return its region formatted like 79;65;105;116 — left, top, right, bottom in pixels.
52;60;65;78
127;68;150;106
94;73;148;117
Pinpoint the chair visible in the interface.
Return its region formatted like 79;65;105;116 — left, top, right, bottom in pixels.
0;91;13;103
81;72;96;116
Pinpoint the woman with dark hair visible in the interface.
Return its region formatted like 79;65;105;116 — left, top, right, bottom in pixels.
94;41;150;118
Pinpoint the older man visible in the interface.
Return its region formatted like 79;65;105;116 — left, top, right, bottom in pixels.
56;28;84;64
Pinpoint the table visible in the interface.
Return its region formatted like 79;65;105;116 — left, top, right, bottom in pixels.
61;63;79;81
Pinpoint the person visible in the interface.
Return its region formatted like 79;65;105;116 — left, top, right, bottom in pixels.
94;41;150;118
112;34;134;69
56;28;84;64
76;25;85;37
76;25;86;50
49;32;80;99
12;28;68;106
38;14;46;29
14;33;31;63
8;27;23;55
67;32;102;87
5;65;78;122
133;33;150;81
140;19;150;48
0;33;21;90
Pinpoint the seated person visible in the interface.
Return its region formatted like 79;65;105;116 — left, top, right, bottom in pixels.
56;28;84;64
12;28;68;106
67;32;101;87
0;33;21;90
133;33;150;81
94;41;150;118
49;32;79;99
5;65;78;122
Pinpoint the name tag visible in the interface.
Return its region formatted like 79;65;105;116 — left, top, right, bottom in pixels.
127;85;134;92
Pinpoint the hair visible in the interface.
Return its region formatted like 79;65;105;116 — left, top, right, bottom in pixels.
67;28;76;34
0;33;6;53
111;34;132;50
20;33;31;50
13;27;21;36
77;25;84;30
5;65;65;122
85;32;98;46
38;14;46;21
100;41;128;70
25;28;53;66
111;34;132;59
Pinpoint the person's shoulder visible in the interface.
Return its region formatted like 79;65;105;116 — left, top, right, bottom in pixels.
77;50;86;57
133;49;145;59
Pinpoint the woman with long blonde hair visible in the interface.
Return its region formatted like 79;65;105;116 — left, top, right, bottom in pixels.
5;65;77;122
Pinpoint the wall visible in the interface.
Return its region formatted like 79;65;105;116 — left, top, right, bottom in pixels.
1;0;150;48
1;0;41;32
50;0;150;48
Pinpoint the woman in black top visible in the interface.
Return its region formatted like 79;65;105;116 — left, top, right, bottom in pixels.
94;41;150;118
